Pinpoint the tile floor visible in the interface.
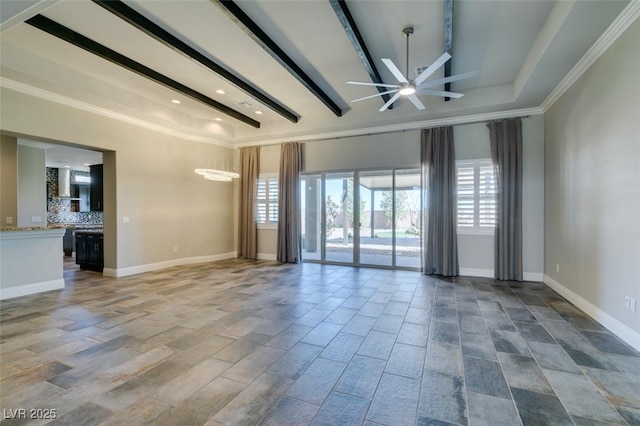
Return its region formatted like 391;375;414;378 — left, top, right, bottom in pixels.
1;259;639;425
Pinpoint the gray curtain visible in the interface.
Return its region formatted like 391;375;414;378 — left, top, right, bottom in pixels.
422;127;459;276
488;118;523;281
277;142;302;263
237;147;260;259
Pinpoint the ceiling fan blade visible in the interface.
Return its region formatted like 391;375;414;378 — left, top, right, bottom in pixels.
351;89;399;103
418;89;464;99
414;52;452;86
379;92;402;112
407;94;425;110
347;81;400;89
418;70;480;89
381;59;409;84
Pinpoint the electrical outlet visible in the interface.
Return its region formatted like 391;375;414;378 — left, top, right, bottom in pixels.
122;216;130;223
31;216;42;223
625;296;630;309
631;298;636;312
173;246;178;253
556;264;560;273
6;217;13;225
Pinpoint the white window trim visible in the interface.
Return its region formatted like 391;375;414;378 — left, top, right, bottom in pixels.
456;159;496;236
257;173;279;230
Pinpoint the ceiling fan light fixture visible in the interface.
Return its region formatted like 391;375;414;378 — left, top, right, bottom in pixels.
399;85;416;96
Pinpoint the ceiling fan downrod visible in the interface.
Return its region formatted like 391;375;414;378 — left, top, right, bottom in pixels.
402;26;414;81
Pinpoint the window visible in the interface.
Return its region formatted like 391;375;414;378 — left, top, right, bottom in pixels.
256;174;278;227
456;159;496;232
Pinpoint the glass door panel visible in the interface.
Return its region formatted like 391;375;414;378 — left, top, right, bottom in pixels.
324;173;354;263
394;169;422;268
358;171;393;267
301;175;321;261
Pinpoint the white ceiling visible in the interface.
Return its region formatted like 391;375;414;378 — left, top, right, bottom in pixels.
0;0;633;148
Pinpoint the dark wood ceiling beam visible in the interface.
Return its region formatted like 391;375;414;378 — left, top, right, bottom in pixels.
328;0;392;109
212;0;343;117
92;0;299;124
444;0;453;101
25;14;260;128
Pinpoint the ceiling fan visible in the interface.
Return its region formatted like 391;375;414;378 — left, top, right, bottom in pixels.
347;26;479;112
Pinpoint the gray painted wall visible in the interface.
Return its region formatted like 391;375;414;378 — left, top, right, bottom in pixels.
0;135;18;226
545;19;640;335
17;144;46;227
454;117;545;279
258;121;545;278
2;87;236;272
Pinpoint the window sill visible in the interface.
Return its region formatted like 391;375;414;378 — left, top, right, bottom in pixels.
457;228;494;236
257;223;278;231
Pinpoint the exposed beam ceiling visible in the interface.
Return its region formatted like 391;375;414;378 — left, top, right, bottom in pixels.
92;0;299;124
443;0;453;101
25;14;261;128
328;0;392;109
212;0;343;117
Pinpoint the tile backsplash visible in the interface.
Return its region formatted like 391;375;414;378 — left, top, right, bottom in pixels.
46;168;103;225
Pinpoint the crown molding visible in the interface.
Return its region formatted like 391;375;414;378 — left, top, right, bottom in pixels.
540;0;640;112
0;77;234;148
233;107;544;148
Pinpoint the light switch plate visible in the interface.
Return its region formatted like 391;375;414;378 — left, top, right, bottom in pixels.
631;298;636;312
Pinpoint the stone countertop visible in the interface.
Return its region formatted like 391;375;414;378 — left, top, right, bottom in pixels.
74;229;103;234
0;225;67;232
51;223;104;229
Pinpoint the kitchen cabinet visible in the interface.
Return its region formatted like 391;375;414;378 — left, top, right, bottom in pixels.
90;164;103;211
75;232;103;272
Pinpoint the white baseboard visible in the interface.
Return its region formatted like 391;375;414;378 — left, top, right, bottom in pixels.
460;268;494;278
0;279;65;300
459;268;543;282
524;272;544;282
257;253;277;261
103;252;236;278
544;274;640;352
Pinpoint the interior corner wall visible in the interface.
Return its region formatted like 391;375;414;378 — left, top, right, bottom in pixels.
544;19;640;343
0;135;18;226
1;88;236;274
17;144;46;227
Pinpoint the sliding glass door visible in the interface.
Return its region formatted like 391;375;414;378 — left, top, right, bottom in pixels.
301;169;421;270
394;169;422;268
358;170;393;267
324;173;354;263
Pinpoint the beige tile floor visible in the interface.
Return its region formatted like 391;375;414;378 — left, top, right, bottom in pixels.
1;259;638;425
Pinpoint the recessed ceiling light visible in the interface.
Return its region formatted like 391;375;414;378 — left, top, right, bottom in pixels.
216;89;226;95
171;99;181;104
254;110;263;115
215;118;222;122
83;163;91;166
64;165;71;168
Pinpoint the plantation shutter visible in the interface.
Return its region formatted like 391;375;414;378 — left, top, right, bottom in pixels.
457;166;475;227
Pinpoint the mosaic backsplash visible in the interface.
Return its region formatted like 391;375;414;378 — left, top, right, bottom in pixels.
46;168;103;225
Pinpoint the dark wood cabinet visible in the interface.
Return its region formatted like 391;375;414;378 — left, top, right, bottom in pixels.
75;232;103;272
90;164;103;211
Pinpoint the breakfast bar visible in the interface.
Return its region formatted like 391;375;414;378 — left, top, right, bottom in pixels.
0;227;66;300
